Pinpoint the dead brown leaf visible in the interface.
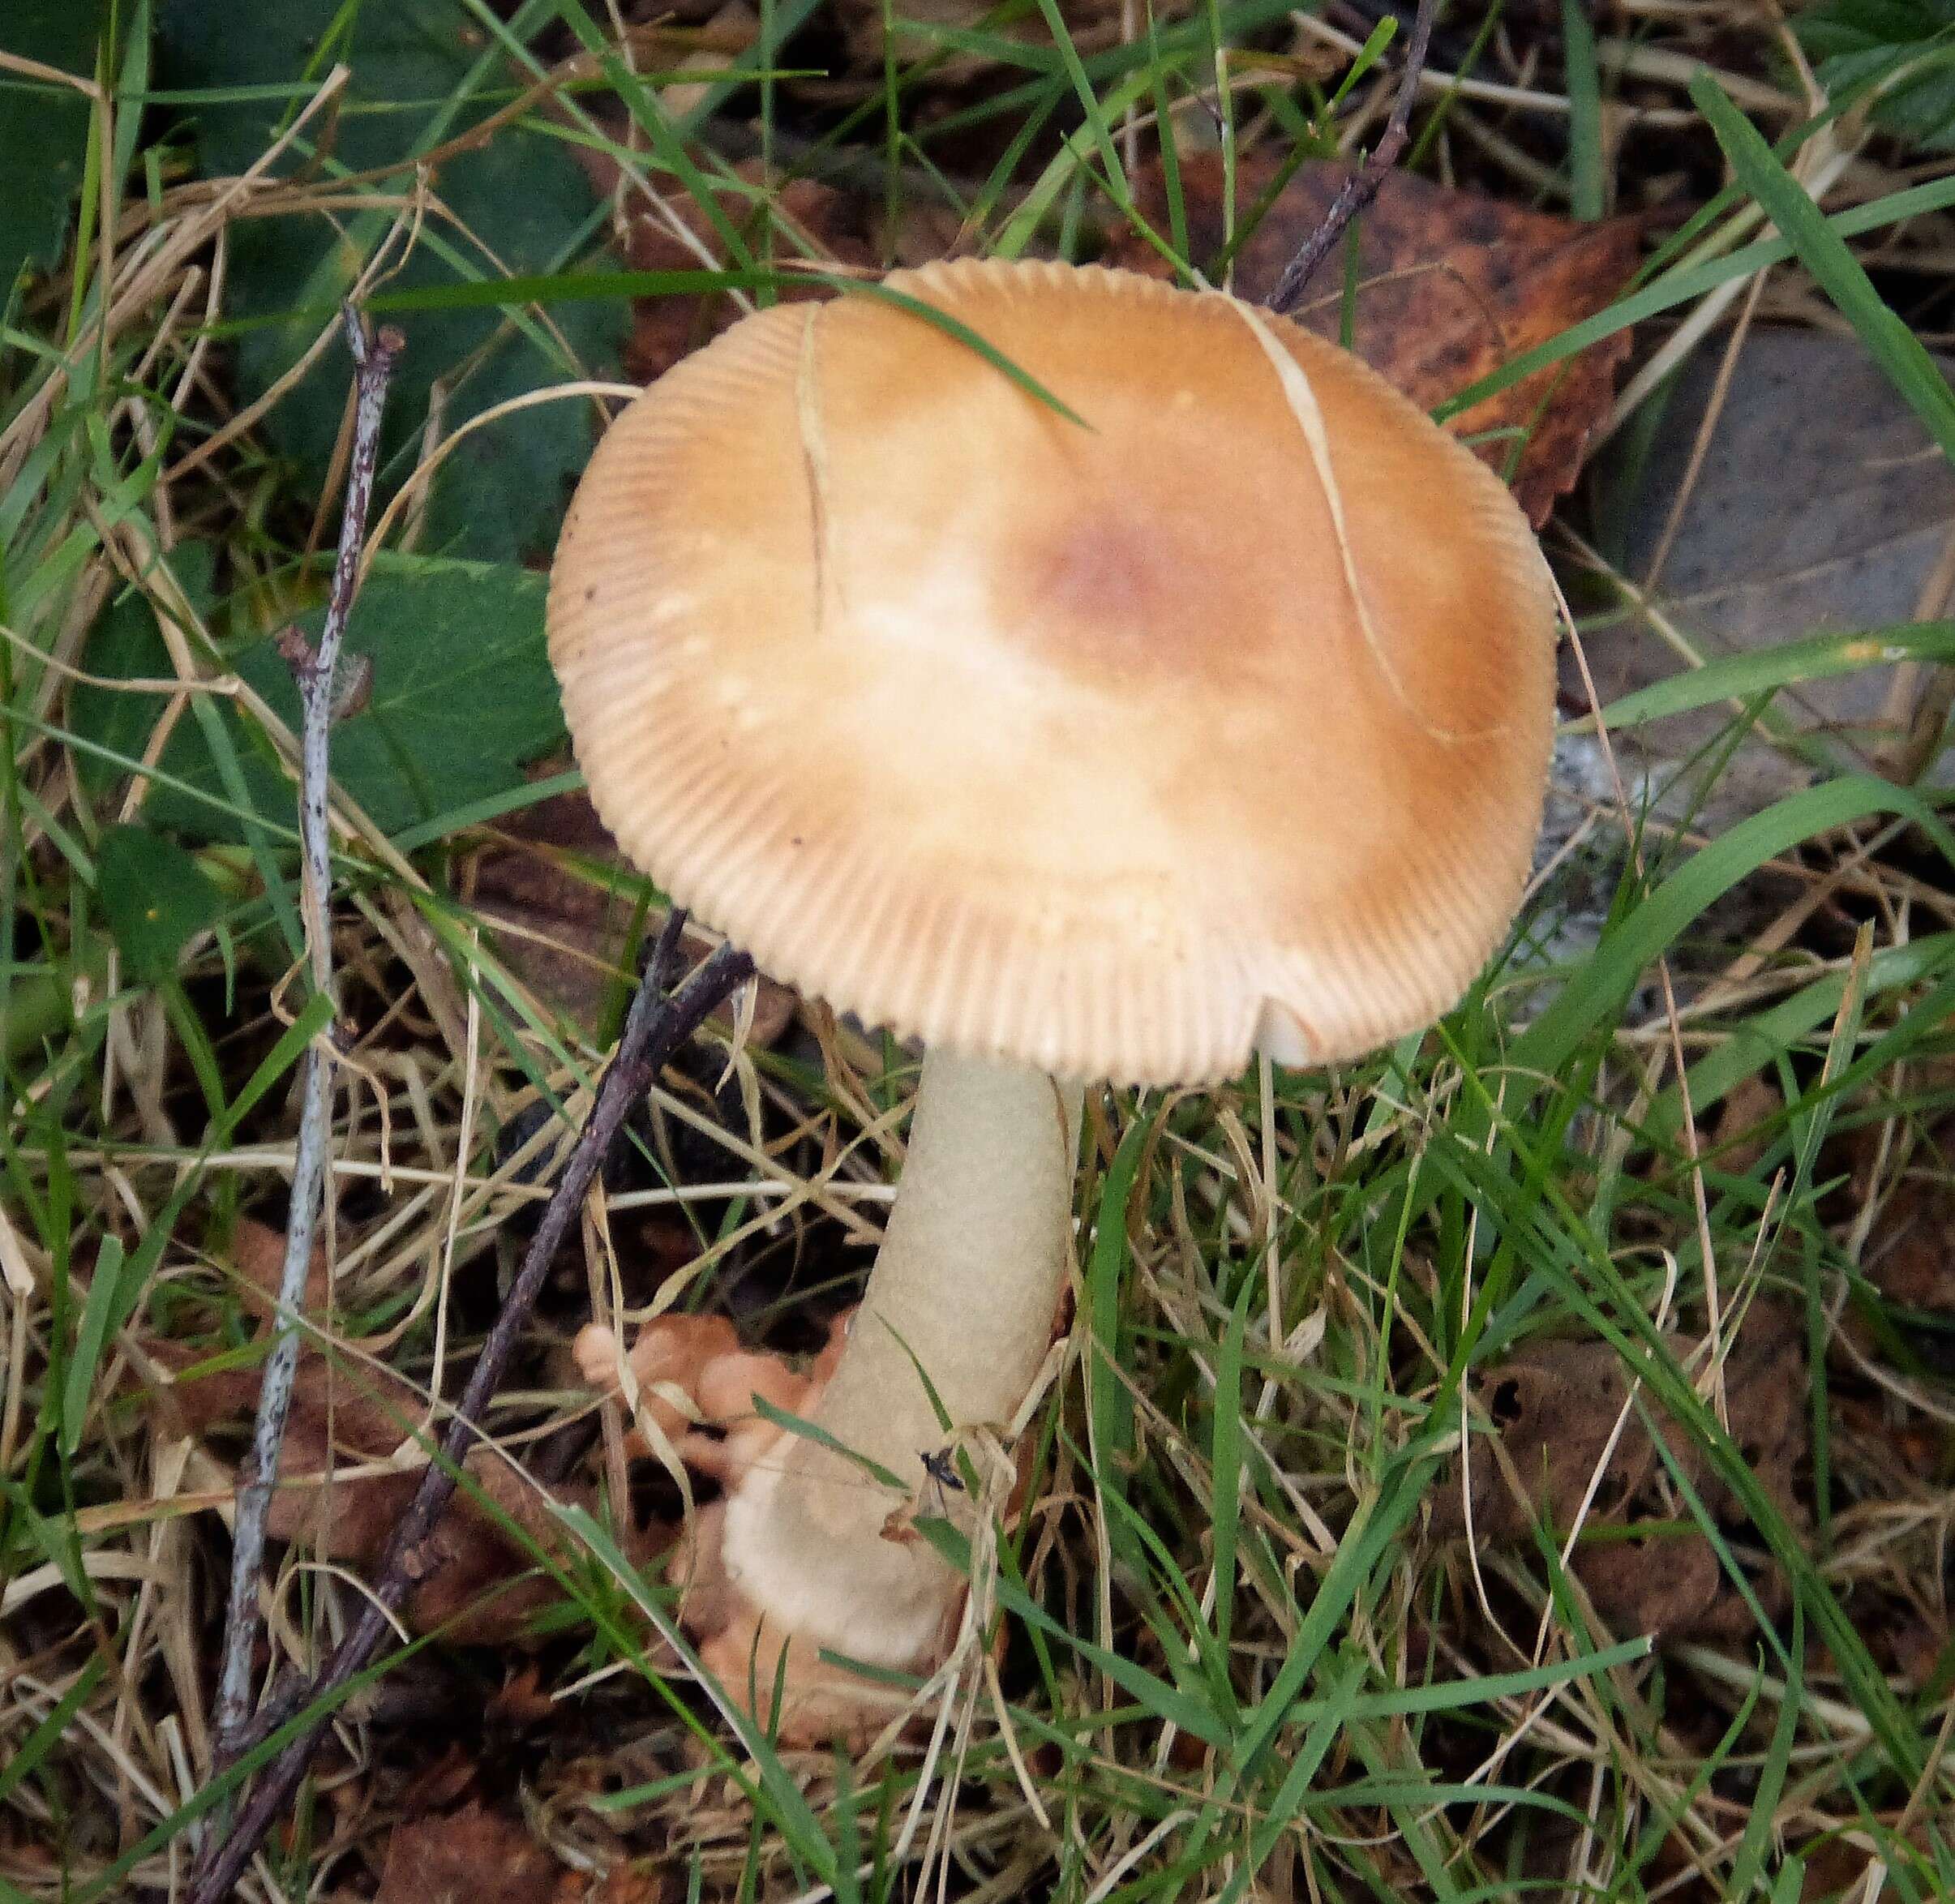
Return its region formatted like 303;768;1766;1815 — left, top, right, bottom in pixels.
146;1220;671;1644
574;155;877;385
376;1802;561;1904
570;1868;670;1904
394;1742;481;1820
144;1221;424;1565
1432;1303;1805;1640
1837;1393;1945;1483
1105;155;1640;525
1708;1074;1784;1181
1799;1827;1939;1901
486;1661;560;1731
1841;1109;1955;1318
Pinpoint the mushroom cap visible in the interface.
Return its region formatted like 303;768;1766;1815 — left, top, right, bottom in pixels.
548;259;1557;1083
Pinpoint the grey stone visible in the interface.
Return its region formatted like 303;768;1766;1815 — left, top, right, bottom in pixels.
1573;328;1955;816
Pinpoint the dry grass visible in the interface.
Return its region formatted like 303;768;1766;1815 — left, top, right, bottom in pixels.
2;1;1954;1899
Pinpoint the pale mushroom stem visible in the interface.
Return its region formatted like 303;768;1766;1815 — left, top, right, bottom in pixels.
718;1047;1083;1669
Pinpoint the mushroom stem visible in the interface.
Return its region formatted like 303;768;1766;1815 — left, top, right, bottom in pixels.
718;1047;1082;1670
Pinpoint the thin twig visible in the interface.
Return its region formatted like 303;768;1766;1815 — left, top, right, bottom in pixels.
1263;0;1437;315
209;309;402;1758
189;920;756;1904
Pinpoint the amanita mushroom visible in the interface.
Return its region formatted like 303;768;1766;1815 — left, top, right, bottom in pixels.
547;259;1557;1739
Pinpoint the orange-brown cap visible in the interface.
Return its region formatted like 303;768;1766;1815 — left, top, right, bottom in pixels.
547;259;1557;1084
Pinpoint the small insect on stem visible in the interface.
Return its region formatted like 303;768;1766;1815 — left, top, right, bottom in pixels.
920;1445;967;1494
918;1443;972;1520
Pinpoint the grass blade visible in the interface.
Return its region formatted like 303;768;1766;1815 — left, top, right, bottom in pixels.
1561;0;1605;219
1694;73;1955;461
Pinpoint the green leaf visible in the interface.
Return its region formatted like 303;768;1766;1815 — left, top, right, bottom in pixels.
93;823;222;980
75;552;565;842
69;540;221;801
0;0;107;294
1798;0;1955;153
156;0;623;563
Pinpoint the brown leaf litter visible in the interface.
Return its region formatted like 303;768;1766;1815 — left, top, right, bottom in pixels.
1837;1090;1955;1322
1716;1068;1955;1334
1824;1087;1955;1495
1721;1068;1955;1420
573;152;885;387
375;1798;663;1903
143;1220;669;1645
376;1802;563;1904
1431;1302;1805;1641
1104;154;1641;525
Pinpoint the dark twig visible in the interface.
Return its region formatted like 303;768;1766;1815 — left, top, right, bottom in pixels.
189;920;755;1904
210;309;403;1757
1263;0;1437;314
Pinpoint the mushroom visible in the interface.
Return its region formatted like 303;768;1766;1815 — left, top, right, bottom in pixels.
547;259;1558;1739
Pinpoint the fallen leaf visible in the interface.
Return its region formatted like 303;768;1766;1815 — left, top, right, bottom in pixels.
1837;1090;1955;1321
1889;1609;1950;1692
146;1220;671;1643
570;1864;670;1903
573;154;878;385
1708;1074;1785;1181
1836;1392;1946;1485
1798;1825;1940;1902
376;1802;560;1904
485;1662;559;1732
394;1742;481;1820
1432;1303;1805;1640
1104;154;1640;525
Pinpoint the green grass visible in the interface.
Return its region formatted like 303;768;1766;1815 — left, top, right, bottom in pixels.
2;0;1954;1899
